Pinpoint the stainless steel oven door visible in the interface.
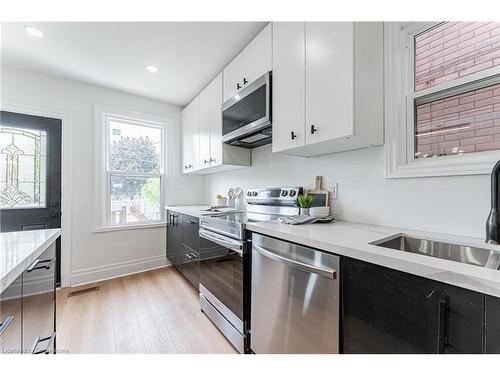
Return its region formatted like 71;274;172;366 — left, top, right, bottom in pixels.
221;72;271;148
198;228;245;331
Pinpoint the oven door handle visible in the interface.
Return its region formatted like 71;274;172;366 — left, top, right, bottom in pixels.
199;229;244;256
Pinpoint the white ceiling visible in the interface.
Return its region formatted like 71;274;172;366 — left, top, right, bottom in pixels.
0;22;267;106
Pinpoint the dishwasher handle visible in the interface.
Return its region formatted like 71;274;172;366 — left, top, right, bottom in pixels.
253;244;337;279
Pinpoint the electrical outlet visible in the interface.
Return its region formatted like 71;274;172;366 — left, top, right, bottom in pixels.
329;183;338;200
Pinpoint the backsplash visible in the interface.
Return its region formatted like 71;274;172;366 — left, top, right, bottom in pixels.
203;144;489;238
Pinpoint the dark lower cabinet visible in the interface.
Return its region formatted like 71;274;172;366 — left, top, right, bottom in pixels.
167;210;183;271
182;245;200;289
22;243;57;354
485;295;500;353
1;242;56;355
0;274;22;354
166;210;200;291
342;257;484;354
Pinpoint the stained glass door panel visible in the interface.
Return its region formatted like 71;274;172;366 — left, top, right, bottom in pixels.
0;126;47;209
0;111;61;285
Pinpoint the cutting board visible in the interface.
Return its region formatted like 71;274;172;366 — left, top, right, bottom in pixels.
307;176;329;207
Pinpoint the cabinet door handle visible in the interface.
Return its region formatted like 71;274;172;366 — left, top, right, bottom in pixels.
185;220;197;224
310;125;317;134
243;77;248;85
291;131;297;140
31;332;56;354
209;157;216;163
204;159;209;164
27;257;56;272
236;83;242;90
437;299;447;354
0;315;14;335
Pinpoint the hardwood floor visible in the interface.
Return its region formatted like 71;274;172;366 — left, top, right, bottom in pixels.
56;267;238;354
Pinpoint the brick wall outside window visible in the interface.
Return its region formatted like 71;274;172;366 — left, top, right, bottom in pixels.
414;22;500;159
415;22;500;91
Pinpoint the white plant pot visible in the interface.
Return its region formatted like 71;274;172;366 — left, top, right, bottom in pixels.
299;208;310;216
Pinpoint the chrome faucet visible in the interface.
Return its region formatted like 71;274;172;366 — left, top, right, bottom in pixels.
486;160;500;244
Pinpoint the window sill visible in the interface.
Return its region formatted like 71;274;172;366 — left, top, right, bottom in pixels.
386;151;498;179
92;222;167;233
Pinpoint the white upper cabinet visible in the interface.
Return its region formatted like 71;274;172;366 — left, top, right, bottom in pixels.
198;87;211;169
182;73;250;175
272;22;384;157
209;73;223;167
305;22;354;146
181;97;200;173
241;23;272;86
272;22;306;153
223;54;245;103
223;23;272;102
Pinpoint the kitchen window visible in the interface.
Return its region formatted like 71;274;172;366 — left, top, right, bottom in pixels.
94;105;168;230
385;22;500;178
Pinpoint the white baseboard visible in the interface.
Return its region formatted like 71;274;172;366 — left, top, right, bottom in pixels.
71;255;168;287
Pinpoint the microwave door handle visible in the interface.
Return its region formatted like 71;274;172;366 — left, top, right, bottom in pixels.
199;229;243;256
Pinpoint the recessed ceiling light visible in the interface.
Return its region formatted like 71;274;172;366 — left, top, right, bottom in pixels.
146;65;159;73
24;26;43;38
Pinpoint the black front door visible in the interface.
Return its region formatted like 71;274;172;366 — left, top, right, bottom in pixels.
0;110;62;284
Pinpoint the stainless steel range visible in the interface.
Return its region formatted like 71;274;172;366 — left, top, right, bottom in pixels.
198;186;302;353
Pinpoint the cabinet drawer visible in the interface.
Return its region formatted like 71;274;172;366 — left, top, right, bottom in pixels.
22;244;56;354
182;245;200;290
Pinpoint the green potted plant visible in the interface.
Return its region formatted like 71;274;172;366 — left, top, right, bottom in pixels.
297;194;315;216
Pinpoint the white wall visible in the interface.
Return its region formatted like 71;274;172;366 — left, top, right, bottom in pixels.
1;65;203;286
204;144;489;239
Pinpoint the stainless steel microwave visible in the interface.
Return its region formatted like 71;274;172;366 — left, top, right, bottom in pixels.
221;71;272;148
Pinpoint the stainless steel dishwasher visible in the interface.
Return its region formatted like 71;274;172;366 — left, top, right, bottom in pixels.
250;233;340;354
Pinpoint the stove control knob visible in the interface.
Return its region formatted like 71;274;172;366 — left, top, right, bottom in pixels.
252;191;258;196
247;191;252;196
289;190;297;197
281;190;288;197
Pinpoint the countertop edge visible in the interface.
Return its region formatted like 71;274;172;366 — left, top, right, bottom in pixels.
0;229;61;294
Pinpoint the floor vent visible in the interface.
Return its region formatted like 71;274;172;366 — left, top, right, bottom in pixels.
68;285;100;297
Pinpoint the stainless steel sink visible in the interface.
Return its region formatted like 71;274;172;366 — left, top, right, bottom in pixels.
371;234;500;270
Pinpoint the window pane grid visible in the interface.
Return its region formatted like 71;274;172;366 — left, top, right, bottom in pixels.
106;117;164;226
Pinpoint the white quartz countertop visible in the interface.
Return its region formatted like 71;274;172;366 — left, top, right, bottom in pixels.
1;229;61;294
246;220;500;298
165;205;238;218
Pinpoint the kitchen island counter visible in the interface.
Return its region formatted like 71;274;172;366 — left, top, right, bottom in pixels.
0;229;61;293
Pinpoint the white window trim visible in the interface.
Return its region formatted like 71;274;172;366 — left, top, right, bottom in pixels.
93;104;170;230
385;22;500;179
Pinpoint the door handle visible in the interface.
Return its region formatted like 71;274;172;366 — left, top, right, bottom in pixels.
291;131;297;140
40;213;59;219
0;315;14;335
310;125;318;134
31;332;56;354
243;77;248;85
237;83;242;90
437;299;447;354
253;244;336;279
185;220;197;225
